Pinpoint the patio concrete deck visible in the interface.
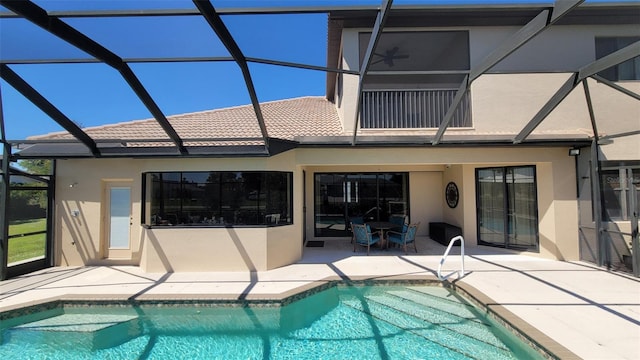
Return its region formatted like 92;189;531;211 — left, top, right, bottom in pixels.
1;237;639;359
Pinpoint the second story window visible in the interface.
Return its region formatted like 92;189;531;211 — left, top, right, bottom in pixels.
595;37;640;81
358;31;471;129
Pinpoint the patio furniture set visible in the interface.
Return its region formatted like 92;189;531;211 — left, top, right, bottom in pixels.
350;215;419;255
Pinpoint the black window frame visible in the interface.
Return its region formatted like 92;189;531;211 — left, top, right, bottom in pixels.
142;171;293;228
475;165;539;252
313;172;410;238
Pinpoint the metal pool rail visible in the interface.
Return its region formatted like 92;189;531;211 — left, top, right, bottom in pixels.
437;235;465;281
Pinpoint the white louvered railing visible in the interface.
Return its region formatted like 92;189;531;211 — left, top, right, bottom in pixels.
361;89;471;129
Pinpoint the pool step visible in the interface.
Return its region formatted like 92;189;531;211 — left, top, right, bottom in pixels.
342;292;514;360
8;314;142;350
405;286;481;315
387;289;490;328
367;293;508;350
138;308;281;335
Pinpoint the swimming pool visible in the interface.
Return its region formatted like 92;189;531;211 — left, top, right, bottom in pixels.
0;284;543;359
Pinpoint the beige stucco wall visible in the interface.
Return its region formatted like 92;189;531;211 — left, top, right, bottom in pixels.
587;78;640;161
409;171;442;237
442;165;464;230
477;25;640;72
55;151;303;272
340;29;361;134
56;160;142;267
337;25;639;149
139;225;301;272
298;147;579;260
54;145;580;271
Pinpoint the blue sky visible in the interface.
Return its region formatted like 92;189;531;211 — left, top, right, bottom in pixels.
0;0;629;140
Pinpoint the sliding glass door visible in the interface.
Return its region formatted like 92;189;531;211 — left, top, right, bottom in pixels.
476;166;538;250
314;172;409;237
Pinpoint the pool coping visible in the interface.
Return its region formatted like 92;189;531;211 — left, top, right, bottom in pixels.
0;274;578;360
450;280;580;360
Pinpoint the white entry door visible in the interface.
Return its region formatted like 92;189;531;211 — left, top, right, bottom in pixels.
104;184;132;259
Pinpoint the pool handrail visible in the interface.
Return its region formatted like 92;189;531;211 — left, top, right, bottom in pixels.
437;235;465;281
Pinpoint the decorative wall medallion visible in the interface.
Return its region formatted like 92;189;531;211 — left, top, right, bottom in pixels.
446;181;459;208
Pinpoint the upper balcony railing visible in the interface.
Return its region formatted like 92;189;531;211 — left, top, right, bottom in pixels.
360;89;471;129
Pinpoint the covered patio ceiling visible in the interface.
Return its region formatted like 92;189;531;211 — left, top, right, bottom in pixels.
0;0;639;159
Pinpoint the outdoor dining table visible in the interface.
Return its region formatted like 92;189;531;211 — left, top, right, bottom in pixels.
366;221;396;248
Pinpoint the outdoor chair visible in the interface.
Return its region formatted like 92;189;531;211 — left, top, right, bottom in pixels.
386;222;419;254
352;223;381;255
349;216;364;243
388;214;407;232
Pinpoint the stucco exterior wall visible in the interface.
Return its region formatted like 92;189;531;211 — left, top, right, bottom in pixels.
336;25;638;143
340;30;360;134
55;152;303;272
471;73;591;134
588;78;640;161
54;144;580;270
56;159;142;267
409;171;442;237
442;165;464;230
298;147;579;260
477;25;640;72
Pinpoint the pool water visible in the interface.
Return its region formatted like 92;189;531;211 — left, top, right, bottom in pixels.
0;285;543;359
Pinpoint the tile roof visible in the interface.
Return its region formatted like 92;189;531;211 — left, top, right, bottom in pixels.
30;96;343;147
28;95;593;151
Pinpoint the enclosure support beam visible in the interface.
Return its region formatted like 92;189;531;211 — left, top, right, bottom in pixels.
433;0;584;145
351;0;393;145
194;0;270;153
591;74;640;101
582;80;607;268
0;85;9;281
0;65;101;157
1;0;188;155
514;41;640;143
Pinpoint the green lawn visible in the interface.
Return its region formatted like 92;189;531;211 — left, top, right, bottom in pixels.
8;219;47;264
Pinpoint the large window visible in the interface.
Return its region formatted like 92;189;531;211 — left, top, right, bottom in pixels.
476;166;538;251
314;172;409;237
595;37;640;81
144;171;292;227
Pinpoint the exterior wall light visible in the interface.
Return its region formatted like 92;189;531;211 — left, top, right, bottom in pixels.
568;148;580;156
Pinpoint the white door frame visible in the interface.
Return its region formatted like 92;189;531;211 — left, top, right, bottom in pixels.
102;181;133;259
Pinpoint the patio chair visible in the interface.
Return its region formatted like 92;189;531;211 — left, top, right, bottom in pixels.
386;222;419;254
349;216;364;243
388;214;407;232
352;223;381;255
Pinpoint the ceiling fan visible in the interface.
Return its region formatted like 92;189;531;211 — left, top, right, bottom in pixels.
371;46;410;67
